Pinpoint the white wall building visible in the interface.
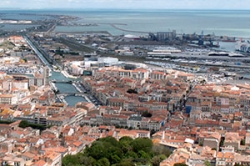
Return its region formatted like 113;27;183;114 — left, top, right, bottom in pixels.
0;94;18;105
98;57;119;66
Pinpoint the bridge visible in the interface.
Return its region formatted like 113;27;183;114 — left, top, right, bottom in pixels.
45;23;57;36
56;93;89;105
57;92;85;96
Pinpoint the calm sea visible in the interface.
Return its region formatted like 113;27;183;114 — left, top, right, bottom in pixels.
53;9;250;38
1;9;250;38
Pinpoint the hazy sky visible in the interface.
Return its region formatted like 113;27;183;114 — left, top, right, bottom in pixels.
1;0;250;9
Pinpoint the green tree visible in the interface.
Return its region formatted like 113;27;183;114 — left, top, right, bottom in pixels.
0;120;13;124
119;136;133;143
125;151;138;159
80;156;96;166
85;141;109;160
138;150;151;160
119;136;133;153
62;154;79;166
152;144;172;157
84;137;123;164
116;159;134;166
204;160;211;166
101;136;119;147
107;146;123;164
131;138;153;153
111;154;121;163
151;156;162;166
63;136;170;166
19;120;29;128
18;120;46;131
97;157;110;166
151;154;167;166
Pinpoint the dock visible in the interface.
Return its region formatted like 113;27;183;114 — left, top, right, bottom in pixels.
110;24;150;34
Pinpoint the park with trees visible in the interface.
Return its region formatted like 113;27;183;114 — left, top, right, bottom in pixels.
62;136;171;166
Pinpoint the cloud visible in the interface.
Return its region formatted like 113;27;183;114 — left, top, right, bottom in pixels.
0;0;249;9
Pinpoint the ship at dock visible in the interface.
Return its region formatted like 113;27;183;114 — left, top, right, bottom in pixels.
221;36;236;42
222;39;236;42
235;40;250;53
208;51;245;57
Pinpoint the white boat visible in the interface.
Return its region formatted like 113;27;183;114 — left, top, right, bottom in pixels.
228;52;245;57
235;41;250;52
49;69;52;76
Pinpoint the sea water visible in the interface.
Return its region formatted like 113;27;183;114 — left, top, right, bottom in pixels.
1;9;250;38
54;9;250;38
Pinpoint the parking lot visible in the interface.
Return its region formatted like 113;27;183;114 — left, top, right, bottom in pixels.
0;66;38;74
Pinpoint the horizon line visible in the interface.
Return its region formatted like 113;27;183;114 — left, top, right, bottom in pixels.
0;8;250;11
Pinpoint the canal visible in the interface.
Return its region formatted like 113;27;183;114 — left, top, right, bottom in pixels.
50;71;87;106
25;36;87;107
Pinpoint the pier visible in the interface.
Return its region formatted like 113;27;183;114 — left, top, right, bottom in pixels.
110;24;150;34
